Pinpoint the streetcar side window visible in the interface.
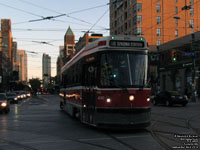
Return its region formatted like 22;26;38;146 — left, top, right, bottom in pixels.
62;60;83;87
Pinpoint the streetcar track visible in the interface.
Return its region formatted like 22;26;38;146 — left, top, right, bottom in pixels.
105;133;138;150
148;113;200;150
0;138;38;150
0;127;130;150
151;119;189;129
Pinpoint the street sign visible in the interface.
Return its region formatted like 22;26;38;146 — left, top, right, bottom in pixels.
183;52;196;57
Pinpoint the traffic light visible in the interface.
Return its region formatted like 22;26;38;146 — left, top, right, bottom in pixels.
171;50;177;62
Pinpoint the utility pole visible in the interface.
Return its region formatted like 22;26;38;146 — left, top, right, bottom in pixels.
156;46;160;94
191;32;196;102
181;3;196;101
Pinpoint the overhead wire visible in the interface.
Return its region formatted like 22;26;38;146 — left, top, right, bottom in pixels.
15;0;108;29
0;2;42;17
88;8;109;32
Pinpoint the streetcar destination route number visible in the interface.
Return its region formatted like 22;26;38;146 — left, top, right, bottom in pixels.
109;40;144;47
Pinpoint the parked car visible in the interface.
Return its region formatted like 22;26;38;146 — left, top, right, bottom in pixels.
0;93;10;113
6;92;18;104
152;91;188;107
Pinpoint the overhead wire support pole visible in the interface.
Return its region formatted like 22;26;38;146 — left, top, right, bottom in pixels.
191;32;196;102
180;2;197;102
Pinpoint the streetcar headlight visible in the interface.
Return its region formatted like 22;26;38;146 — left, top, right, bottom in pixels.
106;98;111;103
1;102;7;107
147;97;151;102
129;95;135;101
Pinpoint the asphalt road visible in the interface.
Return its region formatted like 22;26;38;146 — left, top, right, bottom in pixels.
0;95;199;150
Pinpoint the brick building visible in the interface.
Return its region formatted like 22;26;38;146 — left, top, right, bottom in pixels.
110;0;200;46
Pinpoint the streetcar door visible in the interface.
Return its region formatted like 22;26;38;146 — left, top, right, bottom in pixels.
82;63;97;124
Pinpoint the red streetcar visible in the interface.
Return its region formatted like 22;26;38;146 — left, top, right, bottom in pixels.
60;35;151;129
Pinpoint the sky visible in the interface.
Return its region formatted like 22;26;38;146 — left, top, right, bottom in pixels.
0;0;110;80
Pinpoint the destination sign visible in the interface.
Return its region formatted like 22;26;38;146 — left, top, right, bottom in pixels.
109;40;144;47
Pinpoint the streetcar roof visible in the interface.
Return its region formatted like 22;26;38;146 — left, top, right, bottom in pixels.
61;35;148;74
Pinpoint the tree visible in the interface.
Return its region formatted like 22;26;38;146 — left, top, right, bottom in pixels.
29;78;41;95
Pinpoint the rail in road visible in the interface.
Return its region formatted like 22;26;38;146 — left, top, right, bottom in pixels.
149;112;199;150
0;95;199;150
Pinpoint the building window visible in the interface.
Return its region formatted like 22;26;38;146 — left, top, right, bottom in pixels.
121;25;123;32
133;15;137;25
174;0;178;3
190;8;194;16
137;15;142;24
133;4;137;13
175;30;178;37
128;8;131;16
137;27;142;35
175;6;178;14
137;3;142;12
189;19;194;28
156;28;161;36
157;16;161;24
124;12;127;20
175;19;178;26
128;19;131;28
156;5;161;13
157;40;161;46
133;28;137;35
125;22;128;31
128;0;131;5
190;0;194;5
124;1;127;9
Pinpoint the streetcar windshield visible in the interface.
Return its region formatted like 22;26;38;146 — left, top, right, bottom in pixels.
100;51;147;87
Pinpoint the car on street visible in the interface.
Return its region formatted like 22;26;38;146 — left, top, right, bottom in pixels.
0;93;10;113
6;92;18;104
152;91;188;107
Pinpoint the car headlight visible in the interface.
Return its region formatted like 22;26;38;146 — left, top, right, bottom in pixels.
1;102;7;107
14;98;18;100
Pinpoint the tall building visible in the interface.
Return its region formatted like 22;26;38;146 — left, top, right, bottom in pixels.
0;19;12;60
56;46;65;83
12;41;19;71
110;0;200;46
42;53;51;88
75;32;103;53
64;26;75;57
0;32;2;48
17;50;27;82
